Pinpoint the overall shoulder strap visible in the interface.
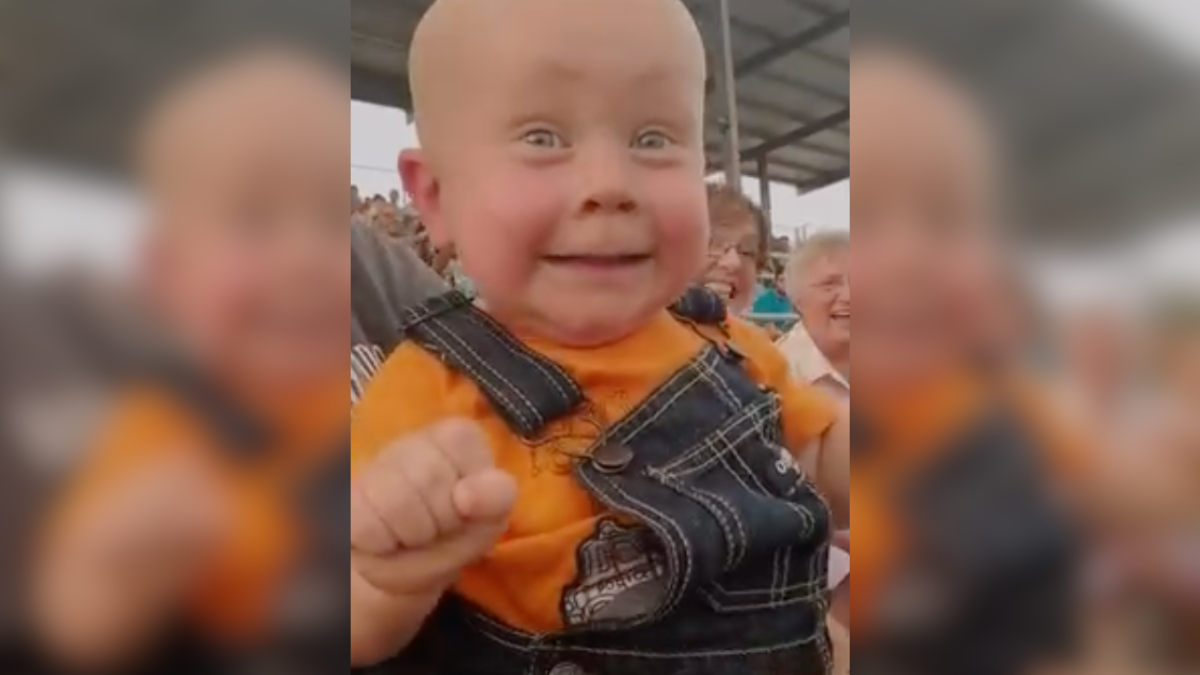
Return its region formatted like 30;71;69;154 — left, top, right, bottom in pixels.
668;286;729;326
399;290;585;438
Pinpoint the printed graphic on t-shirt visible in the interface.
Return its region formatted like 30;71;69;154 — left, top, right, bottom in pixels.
560;519;667;626
351;344;386;407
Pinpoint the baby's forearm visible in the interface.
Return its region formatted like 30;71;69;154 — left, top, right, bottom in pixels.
788;415;850;527
350;568;444;667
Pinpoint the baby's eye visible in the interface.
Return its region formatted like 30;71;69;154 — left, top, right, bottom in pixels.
633;130;672;150
521;129;564;149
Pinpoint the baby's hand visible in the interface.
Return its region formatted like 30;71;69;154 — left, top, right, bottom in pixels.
351;419;517;597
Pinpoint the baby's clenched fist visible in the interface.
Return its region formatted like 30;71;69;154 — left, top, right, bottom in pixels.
351;418;517;596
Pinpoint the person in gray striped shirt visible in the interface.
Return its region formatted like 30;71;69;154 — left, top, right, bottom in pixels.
351;220;446;406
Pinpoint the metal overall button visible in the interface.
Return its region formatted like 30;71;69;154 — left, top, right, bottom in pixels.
548;663;588;675
775;455;795;475
591;443;634;474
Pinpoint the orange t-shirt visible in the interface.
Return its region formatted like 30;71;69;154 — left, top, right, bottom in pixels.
47;377;345;645
849;369;1094;632
350;311;837;633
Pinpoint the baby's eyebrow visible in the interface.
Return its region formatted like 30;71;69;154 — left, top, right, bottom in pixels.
527;57;682;86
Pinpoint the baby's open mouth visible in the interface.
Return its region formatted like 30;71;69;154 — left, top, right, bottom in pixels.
543;254;652;268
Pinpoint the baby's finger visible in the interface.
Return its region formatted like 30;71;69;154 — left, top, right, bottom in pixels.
404;432;467;538
453;469;517;523
429;419;496;477
350;480;399;555
357;455;439;550
355;518;508;596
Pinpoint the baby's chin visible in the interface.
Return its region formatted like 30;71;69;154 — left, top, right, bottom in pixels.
525;297;666;348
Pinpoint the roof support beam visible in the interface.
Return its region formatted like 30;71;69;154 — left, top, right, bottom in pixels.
739;93;849;136
743;108;848;159
798;167;849;192
752;70;847;106
351;64;410;110
707;153;823;176
734;11;848;79
779;0;841;19
757;156;774;220
715;0;742;192
724;121;847;159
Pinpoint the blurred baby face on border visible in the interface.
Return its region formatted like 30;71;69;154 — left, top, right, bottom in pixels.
403;0;709;346
148;55;349;386
852;50;1000;386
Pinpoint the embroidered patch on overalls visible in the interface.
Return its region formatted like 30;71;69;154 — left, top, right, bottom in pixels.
560;518;668;626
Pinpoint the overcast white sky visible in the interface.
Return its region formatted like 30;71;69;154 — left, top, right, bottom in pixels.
351;101;849;237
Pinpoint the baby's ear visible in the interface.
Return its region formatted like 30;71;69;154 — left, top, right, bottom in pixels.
398;148;449;247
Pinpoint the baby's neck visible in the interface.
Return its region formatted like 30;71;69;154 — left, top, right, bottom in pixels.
474;298;657;350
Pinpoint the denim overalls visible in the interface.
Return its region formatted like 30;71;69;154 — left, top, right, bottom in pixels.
390;287;834;675
854;397;1080;675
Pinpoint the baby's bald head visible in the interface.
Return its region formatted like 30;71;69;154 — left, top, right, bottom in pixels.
406;0;706;158
397;0;712;347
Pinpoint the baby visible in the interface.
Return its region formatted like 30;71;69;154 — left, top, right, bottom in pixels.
349;0;850;673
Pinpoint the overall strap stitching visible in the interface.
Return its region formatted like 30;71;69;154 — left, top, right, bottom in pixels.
399;290;585;437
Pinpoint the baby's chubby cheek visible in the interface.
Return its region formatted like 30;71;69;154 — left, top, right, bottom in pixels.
654;202;709;285
444;169;562;240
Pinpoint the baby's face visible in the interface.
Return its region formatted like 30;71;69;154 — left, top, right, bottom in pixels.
409;0;709;346
852;53;1000;386
151;61;348;386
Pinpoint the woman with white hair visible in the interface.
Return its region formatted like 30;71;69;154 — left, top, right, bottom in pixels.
777;231;850;397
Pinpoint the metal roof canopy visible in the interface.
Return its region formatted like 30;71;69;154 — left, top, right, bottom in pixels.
863;0;1200;244
351;0;850;221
